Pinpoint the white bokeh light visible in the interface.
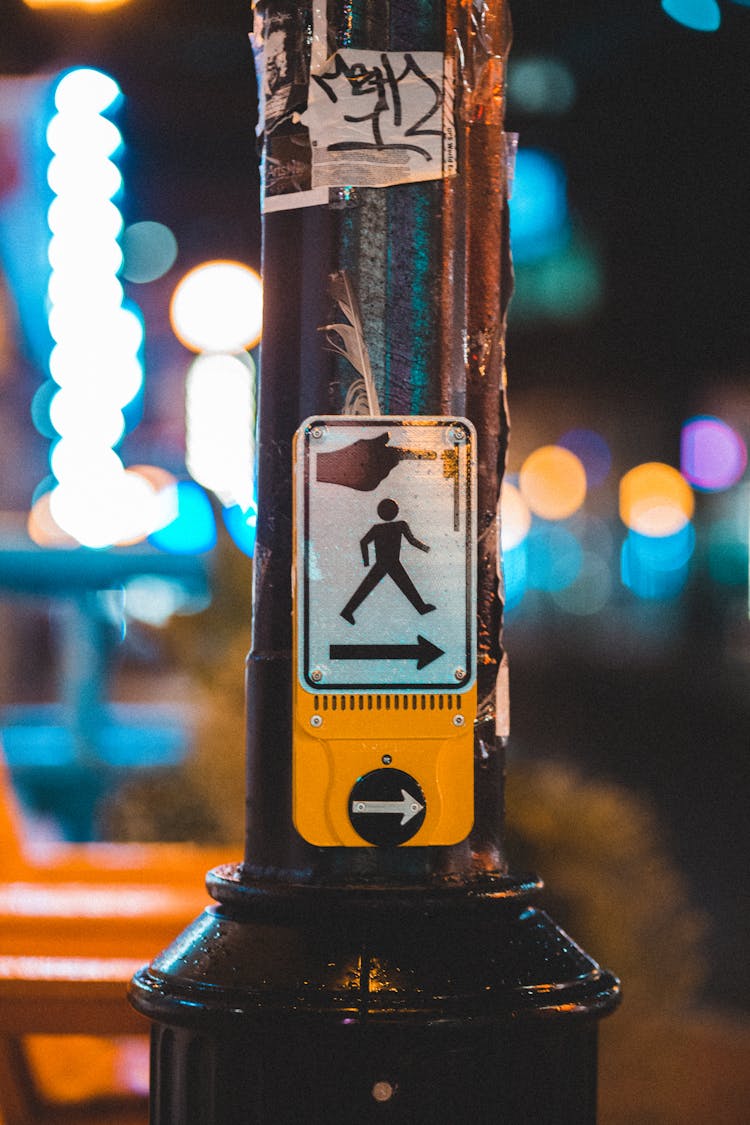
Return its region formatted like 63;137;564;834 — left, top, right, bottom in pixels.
54;68;121;115
47;154;123;200
47;232;123;278
50;439;124;486
49;470;158;550
47;270;124;312
46;111;122;158
36;66;149;551
170;261;263;353
186;352;256;511
49;346;144;406
47;197;123;240
49;388;125;447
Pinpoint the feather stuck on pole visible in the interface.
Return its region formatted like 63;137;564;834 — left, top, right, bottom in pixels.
320;270;381;416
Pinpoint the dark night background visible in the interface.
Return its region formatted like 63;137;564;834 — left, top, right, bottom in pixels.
1;0;748;1040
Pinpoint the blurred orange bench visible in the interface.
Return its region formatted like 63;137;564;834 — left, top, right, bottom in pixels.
0;744;230;1122
0;954;147;1124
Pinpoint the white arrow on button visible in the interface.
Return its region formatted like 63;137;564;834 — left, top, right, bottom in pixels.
351;789;424;826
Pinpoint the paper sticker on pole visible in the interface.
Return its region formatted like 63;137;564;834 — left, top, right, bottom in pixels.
301;51;457;190
295;417;477;693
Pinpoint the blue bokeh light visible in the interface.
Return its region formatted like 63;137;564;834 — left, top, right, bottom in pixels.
503;541;528;611
222;503;258;558
620;523;696;599
149;481;217;555
661;0;721;32
509;149;568;265
527;522;584;592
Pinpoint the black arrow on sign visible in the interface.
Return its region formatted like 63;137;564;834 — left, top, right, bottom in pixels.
329;635;444;670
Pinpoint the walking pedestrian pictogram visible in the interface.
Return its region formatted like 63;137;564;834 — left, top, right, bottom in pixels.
340;498;436;624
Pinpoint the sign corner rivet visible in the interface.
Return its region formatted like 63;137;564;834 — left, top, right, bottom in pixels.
453;714;465;727
311;669;323;683
454;667;466;681
310;714;323;728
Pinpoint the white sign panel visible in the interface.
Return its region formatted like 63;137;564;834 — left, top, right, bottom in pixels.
295;417;476;693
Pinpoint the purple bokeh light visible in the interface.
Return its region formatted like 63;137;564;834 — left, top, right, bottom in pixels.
680;416;747;492
558;428;612;488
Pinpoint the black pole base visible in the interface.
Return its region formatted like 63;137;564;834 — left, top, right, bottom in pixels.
130;864;620;1124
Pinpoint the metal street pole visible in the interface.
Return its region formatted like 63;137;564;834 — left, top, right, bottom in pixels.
130;3;620;1121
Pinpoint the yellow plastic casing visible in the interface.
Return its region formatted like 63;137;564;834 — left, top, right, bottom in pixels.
292;679;476;847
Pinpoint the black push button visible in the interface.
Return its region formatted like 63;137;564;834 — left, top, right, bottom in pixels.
349;768;426;846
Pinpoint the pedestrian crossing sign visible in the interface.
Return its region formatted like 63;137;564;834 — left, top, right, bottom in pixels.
294;416;477;694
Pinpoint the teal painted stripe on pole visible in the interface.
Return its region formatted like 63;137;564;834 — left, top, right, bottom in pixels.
409;189;438;413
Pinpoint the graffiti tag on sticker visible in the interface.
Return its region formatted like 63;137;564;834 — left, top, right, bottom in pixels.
302;50;456;190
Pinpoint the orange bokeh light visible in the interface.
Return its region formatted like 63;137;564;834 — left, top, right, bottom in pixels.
518;445;587;520
27;493;78;549
23;1;132;10
619;462;694;537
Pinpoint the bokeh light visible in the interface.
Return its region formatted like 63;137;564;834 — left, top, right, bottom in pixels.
148;481;217;555
621;524;695;600
50;439;123;486
48;269;124;311
49;346;143;406
35;67;151;551
128;464;177;493
122;221;178;283
53;68;122;115
26;0;132;8
502;542;528;611
519;445;587;520
223;503;258;557
680;416;747;492
49;387;125;447
626;522;696;572
707;516;749;585
170;260;263;353
48;233;123;278
27;492;78;549
509;149;568;265
185;352;257;512
31;380;59;439
526;522;584;591
558;428;612;488
499;481;532;551
661;0;721;32
122;577;197;628
47;154;123;201
47;197;123;240
46;112;122;159
619;462;694;537
49;470;158;550
510;229;603;322
508;56;576;115
551;553;613;616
